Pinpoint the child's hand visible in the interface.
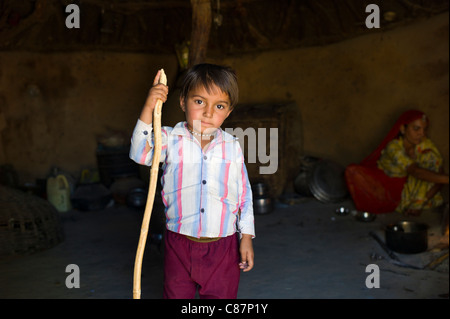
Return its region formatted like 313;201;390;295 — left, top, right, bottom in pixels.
239;234;254;272
139;70;168;125
144;69;169;111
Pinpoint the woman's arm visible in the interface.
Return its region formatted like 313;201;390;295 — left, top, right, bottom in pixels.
407;163;449;184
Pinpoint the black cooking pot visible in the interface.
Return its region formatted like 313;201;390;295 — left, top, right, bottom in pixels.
385;221;428;254
126;187;147;208
71;183;112;211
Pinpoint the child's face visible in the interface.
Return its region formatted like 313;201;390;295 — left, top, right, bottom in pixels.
180;84;232;133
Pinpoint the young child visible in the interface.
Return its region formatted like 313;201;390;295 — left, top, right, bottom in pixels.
129;63;255;299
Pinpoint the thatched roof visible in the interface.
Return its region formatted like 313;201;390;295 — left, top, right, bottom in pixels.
0;0;448;55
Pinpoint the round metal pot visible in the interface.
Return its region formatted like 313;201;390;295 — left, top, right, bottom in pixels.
385;221;428;254
294;170;312;196
253;197;273;215
294;158;348;203
71;183;112;211
126;187;147;208
308;160;348;203
293;156;319;196
252;182;269;197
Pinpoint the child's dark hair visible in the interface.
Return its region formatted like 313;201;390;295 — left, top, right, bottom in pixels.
180;63;239;108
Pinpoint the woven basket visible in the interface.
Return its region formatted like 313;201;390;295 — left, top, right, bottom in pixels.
0;185;64;256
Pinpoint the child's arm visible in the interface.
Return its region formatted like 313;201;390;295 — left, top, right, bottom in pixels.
239;233;254;272
235;144;255;272
139;69;169;126
129;70;169;166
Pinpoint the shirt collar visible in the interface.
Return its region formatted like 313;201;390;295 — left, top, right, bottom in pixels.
170;121;237;143
171;121;191;136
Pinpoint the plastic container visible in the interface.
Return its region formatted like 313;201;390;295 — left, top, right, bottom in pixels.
47;174;72;212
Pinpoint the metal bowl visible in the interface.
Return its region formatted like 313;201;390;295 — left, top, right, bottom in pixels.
354;211;376;222
335;206;350;215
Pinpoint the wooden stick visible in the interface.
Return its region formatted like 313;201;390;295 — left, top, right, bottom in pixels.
133;69;167;299
425;252;449;270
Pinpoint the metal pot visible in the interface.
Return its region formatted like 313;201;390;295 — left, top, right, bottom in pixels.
385;221;428;254
251;181;273;214
294;158;348;203
252;182;269;197
293;156;319;196
253;197;273;215
308;160;348;203
71;183;112;211
126;187;147;208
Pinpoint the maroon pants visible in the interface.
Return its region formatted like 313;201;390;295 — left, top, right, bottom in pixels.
163;231;241;299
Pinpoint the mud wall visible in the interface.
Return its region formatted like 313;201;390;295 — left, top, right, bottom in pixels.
215;12;448;167
0;13;448;197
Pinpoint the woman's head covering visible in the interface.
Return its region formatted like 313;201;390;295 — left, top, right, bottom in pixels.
360;109;428;167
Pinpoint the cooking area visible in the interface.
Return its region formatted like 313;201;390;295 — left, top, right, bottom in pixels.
0;0;449;301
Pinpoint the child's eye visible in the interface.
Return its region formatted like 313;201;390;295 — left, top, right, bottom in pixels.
216;104;226;110
195;100;203;105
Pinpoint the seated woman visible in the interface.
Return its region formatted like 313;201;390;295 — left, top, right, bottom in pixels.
345;109;449;216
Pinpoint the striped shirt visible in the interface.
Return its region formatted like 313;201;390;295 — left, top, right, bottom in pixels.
129;119;255;239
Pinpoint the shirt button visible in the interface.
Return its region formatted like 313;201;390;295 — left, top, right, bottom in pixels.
202;180;206;184
203;155;207;160
200;208;205;213
143;130;148;135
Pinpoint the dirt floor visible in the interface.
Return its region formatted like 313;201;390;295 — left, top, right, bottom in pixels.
0;196;448;300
